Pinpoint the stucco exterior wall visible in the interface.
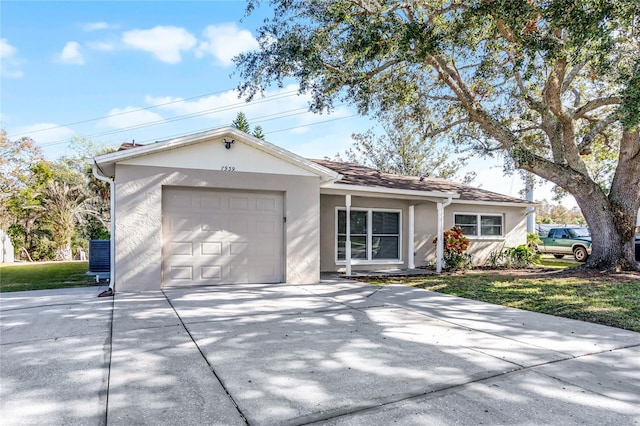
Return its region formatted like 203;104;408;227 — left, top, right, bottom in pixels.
319;194;410;272
114;164;320;291
414;202;528;266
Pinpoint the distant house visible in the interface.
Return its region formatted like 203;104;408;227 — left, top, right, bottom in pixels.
93;127;532;292
0;230;14;263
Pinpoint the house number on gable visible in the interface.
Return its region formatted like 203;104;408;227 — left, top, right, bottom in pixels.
221;166;236;171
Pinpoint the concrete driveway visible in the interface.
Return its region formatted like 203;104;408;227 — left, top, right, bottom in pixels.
1;280;639;425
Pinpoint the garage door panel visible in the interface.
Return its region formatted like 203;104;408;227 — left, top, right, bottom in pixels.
170;242;193;256
169;216;194;232
227;217;250;234
163;188;283;287
256;197;277;211
255;239;278;256
169;266;193;281
201;216;224;232
200;242;222;256
229;195;250;210
201;266;222;280
199;194;222;209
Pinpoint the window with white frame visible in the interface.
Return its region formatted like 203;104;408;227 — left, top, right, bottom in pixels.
337;209;401;262
454;213;503;237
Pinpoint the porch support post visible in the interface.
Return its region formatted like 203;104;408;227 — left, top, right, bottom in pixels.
436;197;453;273
345;194;352;277
408;205;415;269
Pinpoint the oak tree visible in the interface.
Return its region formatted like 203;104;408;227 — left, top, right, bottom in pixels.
236;0;640;270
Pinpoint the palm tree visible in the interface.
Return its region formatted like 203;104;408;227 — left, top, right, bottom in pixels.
37;181;101;260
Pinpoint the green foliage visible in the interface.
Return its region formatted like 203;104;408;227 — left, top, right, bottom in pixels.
527;232;542;249
443;252;474;270
1;137;110;261
433;226;472;270
231;111;251;133
486;249;506;269
503;245;541;268
252;125;265;140
485;244;540;269
340;108;472;181
231;112;267;140
535;200;586;225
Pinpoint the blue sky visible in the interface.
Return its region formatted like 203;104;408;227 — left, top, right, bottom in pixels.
1;0;568;205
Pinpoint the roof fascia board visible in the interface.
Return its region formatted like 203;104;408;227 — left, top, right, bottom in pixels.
451;199;537;207
321;183;460;200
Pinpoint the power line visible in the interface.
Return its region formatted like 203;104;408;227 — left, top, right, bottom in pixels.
7;87;240;139
35;89;303;147
136;112;358;145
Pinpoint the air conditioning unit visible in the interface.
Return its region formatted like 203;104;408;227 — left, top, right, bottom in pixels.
89;240;110;273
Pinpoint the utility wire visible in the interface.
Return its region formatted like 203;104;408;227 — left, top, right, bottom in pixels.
136;113;358;145
8;87;240;138
34;89;306;147
10;88;302;142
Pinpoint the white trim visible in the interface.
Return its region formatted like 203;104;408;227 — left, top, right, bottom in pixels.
323;183;459;199
336;260;404;266
335;207;403;265
408;205;415;269
345;194;352;277
91;162;115;291
450;199;534;207
436;197;454;273
454;212;505;238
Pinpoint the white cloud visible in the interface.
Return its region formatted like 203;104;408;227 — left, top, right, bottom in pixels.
98;106;165;130
86;41;114;51
58;41;84;65
122;26;196;64
1;38;24;78
196;23;258;66
144;85;353;134
82;22;111;32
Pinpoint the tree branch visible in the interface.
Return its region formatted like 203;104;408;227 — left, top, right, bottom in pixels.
561;61;586;92
578;113;618;154
574;96;621;119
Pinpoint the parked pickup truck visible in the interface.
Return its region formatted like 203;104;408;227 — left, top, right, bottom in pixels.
536;227;592;262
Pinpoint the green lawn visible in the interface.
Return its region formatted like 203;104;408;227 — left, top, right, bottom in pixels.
371;271;640;332
0;261;98;292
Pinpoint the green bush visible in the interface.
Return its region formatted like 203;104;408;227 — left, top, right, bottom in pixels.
444;252;473;270
485;245;540;269
434;226;472;271
504;245;541;268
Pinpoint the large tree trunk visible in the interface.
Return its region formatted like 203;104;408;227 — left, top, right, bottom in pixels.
575;193;638;271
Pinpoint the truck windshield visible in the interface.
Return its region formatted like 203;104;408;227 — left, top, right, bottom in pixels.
568;228;590;238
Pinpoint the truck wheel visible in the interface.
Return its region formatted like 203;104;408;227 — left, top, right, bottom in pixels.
553;254;565;259
573;246;588;262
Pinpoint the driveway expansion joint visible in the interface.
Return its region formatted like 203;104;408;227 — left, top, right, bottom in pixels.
161;289;250;426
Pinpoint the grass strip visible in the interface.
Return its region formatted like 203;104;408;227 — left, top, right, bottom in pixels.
371;273;640;332
0;261;97;292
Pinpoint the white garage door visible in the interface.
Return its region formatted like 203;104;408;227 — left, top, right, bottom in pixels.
162;188;283;287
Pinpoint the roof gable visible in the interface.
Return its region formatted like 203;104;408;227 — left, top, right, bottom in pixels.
93;127;339;182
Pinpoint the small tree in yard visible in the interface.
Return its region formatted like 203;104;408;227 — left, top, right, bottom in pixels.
236;0;640;271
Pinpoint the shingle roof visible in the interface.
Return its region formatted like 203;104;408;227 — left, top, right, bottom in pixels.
113;142;528;205
312;159;529;204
